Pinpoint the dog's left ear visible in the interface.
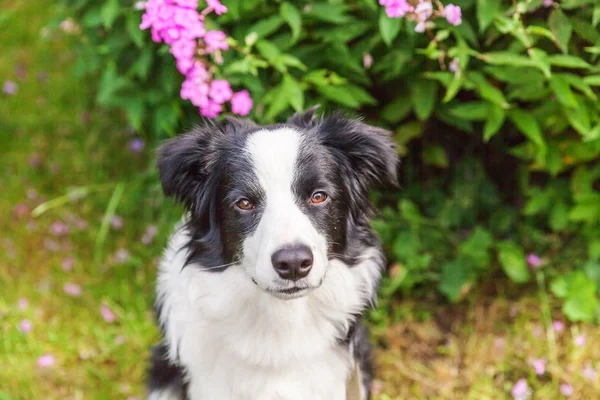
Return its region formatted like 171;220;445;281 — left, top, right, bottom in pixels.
319;113;398;193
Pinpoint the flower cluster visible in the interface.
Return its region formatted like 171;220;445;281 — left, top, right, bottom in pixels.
379;0;462;32
140;0;252;118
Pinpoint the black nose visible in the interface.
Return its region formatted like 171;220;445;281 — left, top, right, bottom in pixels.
271;245;314;281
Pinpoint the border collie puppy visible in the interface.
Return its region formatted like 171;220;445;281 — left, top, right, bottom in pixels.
149;108;398;400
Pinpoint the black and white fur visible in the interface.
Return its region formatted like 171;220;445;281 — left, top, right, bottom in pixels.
149;108;398;400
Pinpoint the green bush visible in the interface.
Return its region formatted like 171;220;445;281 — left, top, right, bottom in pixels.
60;0;600;322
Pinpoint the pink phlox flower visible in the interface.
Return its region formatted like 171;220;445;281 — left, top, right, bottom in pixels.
527;253;543;267
206;0;228;15
37;354;55;367
63;282;82;297
204;30;228;53
231;90;253;116
19;319;33;333
531;358;546;376
101;304;117;323
208;80;232;104
200;100;222;118
445;4;462;26
560;383;573;397
511;379;531;400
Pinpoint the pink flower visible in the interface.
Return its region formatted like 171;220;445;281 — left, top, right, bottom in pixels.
204;30;228;53
110;215;124;230
380;0;413;18
208;80;232;104
173;0;198;8
114;248;130;264
415;1;433;22
231;90;253;116
560;383;573;397
200;100;223;118
3;80;18;95
19;319;33;333
50;221;70;236
582;362;597;381
18;298;29;310
37;354;55;367
445;4;462;26
181;79;209;107
527;253;543;268
543;0;553;7
130;138;145;153
141;225;159;245
101;304;117;323
134;1;147;10
414;22;426;32
170;38;196;63
553;320;565;332
363;53;373;69
574;334;586;347
63;282;82;297
449;58;460;74
531;358;545;376
206;0;228;15
61;257;74;271
511;379;531;400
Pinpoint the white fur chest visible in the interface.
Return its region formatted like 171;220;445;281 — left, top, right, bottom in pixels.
156;228;380;400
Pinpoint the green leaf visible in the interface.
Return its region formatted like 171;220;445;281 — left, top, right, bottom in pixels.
265;83;290;121
509;109;544;147
550;276;569;298
476;0;501;32
561;74;597;101
549;8;572;53
305;3;352;24
279;54;307;71
548;54;591;69
126;13;144;48
459;227;493;269
497;242;531;283
468;72;509;108
569;202;600;222
528;48;552;78
382;94;412;123
447;102;489;121
549;201;569;231
583;75;600;86
379;11;401;46
100;0;119;29
481;52;536;67
423;145;449;168
399;199;422;224
344;85;377;106
443;73;464;103
483;104;505;141
255;40;281;62
440;259;475;302
562;272;598;322
282;74;304;112
249;15;284;38
589;238;600;260
550;75;577;107
280;3;302;41
410;79;437;120
316;85;360;108
594;5;600;27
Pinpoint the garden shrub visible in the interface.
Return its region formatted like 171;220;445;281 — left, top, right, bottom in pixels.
59;0;600;322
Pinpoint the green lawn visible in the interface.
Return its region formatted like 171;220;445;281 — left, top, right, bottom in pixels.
1;1;599;399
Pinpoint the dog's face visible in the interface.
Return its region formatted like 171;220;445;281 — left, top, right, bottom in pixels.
158;109;397;299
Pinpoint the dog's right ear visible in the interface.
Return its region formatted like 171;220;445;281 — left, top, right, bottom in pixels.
287;105;321;129
157;125;222;211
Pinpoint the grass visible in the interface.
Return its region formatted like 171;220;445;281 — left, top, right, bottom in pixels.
1;1;599;399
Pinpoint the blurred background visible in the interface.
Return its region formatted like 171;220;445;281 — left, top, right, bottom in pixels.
1;0;600;398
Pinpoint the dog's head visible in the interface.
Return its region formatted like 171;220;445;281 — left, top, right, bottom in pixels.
158;108;398;299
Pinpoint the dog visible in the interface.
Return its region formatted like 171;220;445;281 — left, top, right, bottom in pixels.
148;107;398;400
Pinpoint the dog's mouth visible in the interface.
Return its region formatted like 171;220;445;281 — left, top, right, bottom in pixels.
251;278;316;299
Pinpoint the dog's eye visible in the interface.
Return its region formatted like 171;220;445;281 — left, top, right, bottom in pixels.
236;199;254;210
310;192;328;204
